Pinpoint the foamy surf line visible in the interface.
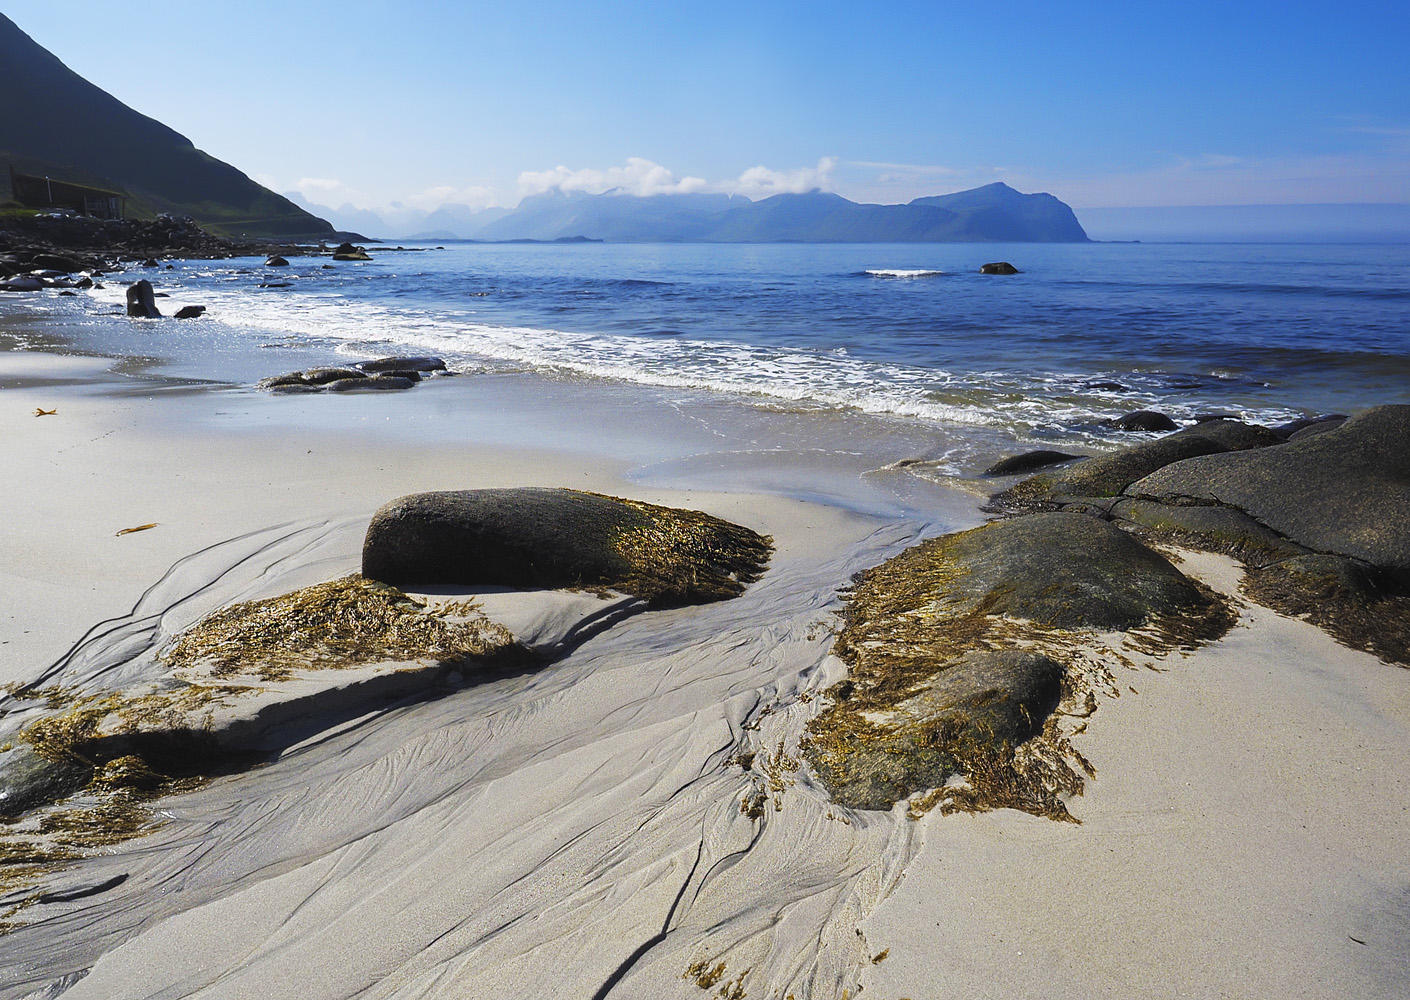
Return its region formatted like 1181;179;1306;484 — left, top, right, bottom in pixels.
863;268;945;278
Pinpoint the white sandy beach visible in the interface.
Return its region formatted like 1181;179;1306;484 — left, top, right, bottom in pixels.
1;351;1407;1000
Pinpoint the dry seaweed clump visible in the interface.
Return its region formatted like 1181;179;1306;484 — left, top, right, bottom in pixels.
162;574;522;680
585;492;774;604
804;514;1234;819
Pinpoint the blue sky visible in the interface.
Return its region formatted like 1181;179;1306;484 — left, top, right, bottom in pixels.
6;1;1408;213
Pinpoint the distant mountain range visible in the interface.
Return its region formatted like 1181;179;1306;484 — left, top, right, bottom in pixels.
288;183;1091;243
0;14;332;239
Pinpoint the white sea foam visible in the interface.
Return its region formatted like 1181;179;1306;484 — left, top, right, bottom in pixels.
864;269;944;278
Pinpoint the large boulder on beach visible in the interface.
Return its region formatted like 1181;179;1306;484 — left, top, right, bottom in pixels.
0;275;44;292
1130;405;1410;575
805;512;1230;814
125;279;161;318
362;488;772;606
992;419;1283;508
877;512;1219;631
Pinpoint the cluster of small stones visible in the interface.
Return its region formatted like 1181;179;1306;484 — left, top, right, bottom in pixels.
257;355;449;393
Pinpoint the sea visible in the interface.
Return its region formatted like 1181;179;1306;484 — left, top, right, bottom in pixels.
5;239;1408;473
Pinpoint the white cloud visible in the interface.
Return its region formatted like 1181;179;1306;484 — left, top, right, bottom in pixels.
518;158;708;197
720;157;838;197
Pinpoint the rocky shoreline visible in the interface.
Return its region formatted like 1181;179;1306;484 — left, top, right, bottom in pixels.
802;405;1408;818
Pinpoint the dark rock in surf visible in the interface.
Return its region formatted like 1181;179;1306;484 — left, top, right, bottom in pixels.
979;261;1020;275
1107;410;1178;432
984;450;1084;476
356;355;447;374
125;279;161;318
173;305;206;319
362;487;772;607
264;255;290;267
301;367;367;385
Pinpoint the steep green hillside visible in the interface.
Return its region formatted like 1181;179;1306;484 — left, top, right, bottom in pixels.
0;14;332;239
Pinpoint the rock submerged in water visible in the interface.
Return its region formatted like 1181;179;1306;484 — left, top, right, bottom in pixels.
362;487;773;607
256;356;446;393
984;449;1084;476
125;279;160;318
332;242;373;262
264;255;289;267
173;305;206;320
1106;409;1178;432
979;261;1020;275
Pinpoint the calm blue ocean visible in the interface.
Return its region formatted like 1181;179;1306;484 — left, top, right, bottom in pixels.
10;241;1410;447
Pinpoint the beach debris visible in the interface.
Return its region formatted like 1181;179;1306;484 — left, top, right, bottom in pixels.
362;487;773;607
804;513;1233;817
124;279;161;318
32;408;56;416
1105;409;1178;432
979;261;1020;274
115;523;158;536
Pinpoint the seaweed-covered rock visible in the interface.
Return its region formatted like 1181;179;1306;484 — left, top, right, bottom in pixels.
0;745;92;818
1131;405;1410;575
884;513;1219;631
984;450;1084;476
326;375;415;391
806;513;1231;815
362;488;772;606
356;355;446;374
1109;498;1308;567
301;367;367;385
807;650;1063;811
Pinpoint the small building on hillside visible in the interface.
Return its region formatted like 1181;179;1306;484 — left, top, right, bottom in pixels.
8;168;125;219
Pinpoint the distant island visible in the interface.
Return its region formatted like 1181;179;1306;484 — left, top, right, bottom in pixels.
0;11;1087;246
289;183;1091;244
